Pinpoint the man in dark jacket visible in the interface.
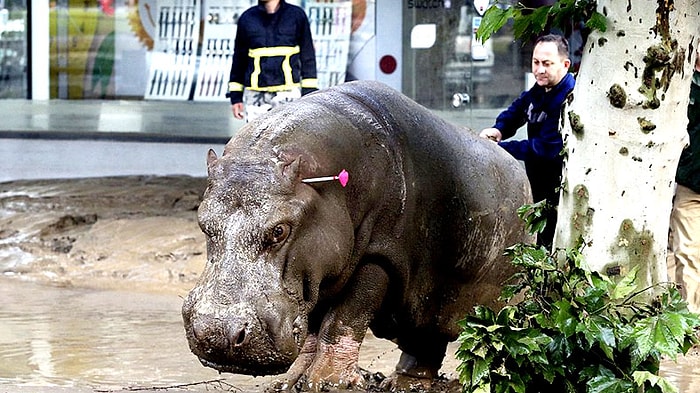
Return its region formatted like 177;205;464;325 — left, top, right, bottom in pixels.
227;0;318;122
669;50;700;313
479;34;575;248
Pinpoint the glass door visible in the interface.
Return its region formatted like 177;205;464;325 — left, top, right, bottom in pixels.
402;0;524;112
0;0;28;98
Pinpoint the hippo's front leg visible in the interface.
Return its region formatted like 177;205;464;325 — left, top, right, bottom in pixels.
270;334;318;391
278;263;389;392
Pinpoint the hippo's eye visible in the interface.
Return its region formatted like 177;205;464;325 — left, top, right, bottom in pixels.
269;223;291;245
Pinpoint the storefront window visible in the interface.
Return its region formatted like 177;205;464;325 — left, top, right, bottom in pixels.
402;0;525;111
50;0;121;98
0;0;28;98
47;0;355;101
44;0;530;112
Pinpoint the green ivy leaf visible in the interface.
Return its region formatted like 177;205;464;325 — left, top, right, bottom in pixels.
587;373;634;393
578;315;617;359
475;6;514;43
633;371;679;393
473;384;490;393
552;299;577;337
611;266;639;300
470;357;491;387
547;334;573;364
662;312;689;346
512;6;550;43
516;200;552;236
496;305;517;325
457;237;700;393
586;11;608;33
500;284;521;302
626;315;682;369
650;317;679;356
505;373;527;393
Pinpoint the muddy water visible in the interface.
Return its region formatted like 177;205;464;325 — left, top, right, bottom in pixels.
0;277;700;392
0;278;239;391
0;278;406;392
0;176;414;392
2;277;700;392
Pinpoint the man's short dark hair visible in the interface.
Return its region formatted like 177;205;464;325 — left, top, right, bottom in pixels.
535;34;570;58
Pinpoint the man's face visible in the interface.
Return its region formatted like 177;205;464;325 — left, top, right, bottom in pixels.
531;41;571;90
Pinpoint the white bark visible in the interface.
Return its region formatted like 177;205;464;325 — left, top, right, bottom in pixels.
554;0;699;288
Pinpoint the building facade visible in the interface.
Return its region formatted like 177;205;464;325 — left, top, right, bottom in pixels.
2;0;539;112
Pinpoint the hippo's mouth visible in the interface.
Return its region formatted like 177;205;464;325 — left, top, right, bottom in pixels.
185;312;305;377
181;283;309;377
198;356;291;376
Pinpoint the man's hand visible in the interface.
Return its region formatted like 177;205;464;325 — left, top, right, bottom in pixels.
232;103;244;120
479;127;502;142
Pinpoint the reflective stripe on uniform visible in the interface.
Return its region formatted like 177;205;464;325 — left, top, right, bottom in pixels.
247;83;303;92
248;46;300;58
301;78;318;89
228;81;244;92
248;46;301;90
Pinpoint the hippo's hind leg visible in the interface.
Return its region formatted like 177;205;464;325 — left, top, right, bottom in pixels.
379;336;449;391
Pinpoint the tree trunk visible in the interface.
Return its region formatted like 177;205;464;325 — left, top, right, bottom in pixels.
554;0;699;289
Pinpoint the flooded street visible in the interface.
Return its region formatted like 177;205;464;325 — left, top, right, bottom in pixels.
2;176;700;392
0;277;409;392
0;176;407;392
2;277;700;392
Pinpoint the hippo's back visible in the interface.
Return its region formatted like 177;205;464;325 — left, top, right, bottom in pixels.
323;80;531;262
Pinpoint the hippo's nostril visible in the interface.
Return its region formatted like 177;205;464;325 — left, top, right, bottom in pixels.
229;323;248;347
303;275;312;303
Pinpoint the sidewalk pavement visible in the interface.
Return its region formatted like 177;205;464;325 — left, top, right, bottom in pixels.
0;99;504;182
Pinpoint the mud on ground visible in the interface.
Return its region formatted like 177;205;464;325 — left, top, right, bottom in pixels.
0;175;208;295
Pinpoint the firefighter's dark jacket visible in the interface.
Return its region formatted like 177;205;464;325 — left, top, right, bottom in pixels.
227;1;318;104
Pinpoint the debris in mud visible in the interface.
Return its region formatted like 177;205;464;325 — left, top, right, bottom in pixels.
276;369;463;393
93;378;239;392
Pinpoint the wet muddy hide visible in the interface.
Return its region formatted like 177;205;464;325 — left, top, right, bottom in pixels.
182;80;533;391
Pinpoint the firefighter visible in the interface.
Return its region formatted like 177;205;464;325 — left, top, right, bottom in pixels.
226;0;318;122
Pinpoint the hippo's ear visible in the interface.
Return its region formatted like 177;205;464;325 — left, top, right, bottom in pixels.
206;149;218;176
281;156;303;184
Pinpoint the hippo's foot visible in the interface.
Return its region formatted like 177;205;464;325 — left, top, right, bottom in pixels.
267;334;365;392
377;351;442;392
378;372;432;392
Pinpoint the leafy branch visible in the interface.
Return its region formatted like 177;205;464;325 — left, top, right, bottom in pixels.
517;200;551;236
476;0;607;43
94;379;241;392
457;243;700;393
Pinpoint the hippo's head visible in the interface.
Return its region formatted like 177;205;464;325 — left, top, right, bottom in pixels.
182;147;355;376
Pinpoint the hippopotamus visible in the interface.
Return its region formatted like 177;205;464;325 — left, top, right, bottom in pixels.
181;80;533;391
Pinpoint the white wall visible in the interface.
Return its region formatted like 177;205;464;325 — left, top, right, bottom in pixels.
30;0;49;100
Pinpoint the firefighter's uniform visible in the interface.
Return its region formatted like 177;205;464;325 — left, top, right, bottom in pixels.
227;0;318;121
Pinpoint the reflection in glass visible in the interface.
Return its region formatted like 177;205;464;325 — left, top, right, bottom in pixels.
0;0;27;98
